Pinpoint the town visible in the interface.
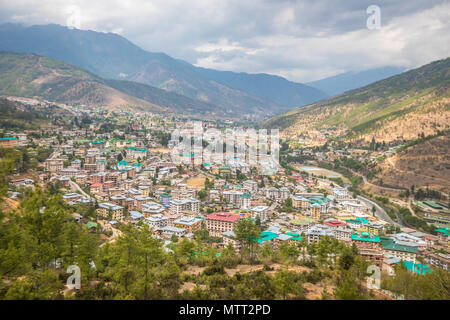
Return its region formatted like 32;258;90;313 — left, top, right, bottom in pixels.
1;96;448;300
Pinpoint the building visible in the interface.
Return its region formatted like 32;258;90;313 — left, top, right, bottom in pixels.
205;212;242;237
305;224;334;244
333;226;352;243
222;230;241;251
97;202;124;221
292;195;310;210
240;193;252;209
223;190;243;206
145;214;169;229
251;206;269;222
352;232;383;268
424;252;449;271
169;198;200;215
243;180;258;194
381;237;418;263
0;137;19;148
309;203;321;222
173;216;203;233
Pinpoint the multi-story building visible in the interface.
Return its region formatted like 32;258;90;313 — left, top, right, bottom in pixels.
243;180;258;194
380;236;419;263
97;202;124;221
205;212;242;237
251;206;269;222
240;193;252;209
0;137;19;148
45;158;64;173
173;216;203;233
169;198;200;215
279;187;289;201
222;230;241;251
223;190;243;206
145;214;169;229
333;226;353;243
305;224;334;244
142;201;166;217
309;203;321;222
292;195;310;210
352;232;383;268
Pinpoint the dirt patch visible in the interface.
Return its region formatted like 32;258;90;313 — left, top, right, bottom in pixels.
304;282;335;300
178;282;207;293
225;263;312;277
149;148;172;154
186;176;206;189
185;265;206;275
1;198;19;212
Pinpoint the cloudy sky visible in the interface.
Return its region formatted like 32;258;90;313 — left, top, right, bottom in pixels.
0;0;449;82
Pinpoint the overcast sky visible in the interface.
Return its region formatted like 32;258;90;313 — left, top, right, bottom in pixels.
0;0;449;82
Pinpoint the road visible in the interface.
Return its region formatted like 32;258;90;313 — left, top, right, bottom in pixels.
69;180;90;198
357;195;403;227
98;220;123;247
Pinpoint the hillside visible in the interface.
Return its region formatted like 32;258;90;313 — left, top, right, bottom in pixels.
0;23;328;117
262;58;450;143
0;52;243;118
0;97;60;130
371;134;450;194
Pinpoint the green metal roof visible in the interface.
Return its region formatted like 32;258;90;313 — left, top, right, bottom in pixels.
0;137;18;140
257;232;279;243
435;227;450;236
351;232;380;242
400;261;432;275
86;222;98;228
382;242;418;254
308;196;331;205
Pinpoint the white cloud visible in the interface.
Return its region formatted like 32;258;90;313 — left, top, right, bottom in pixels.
0;0;449;82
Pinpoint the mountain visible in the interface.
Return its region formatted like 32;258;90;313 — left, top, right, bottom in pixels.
0;51;237;118
262;57;450;143
189;65;328;109
306;67;405;96
0;23;328;117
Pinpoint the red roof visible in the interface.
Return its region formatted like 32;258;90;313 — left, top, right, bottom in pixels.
206;212;242;222
324;220;347;227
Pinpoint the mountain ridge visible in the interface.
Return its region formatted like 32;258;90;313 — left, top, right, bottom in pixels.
0;51;242;119
0;23;328;117
262;57;450;143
